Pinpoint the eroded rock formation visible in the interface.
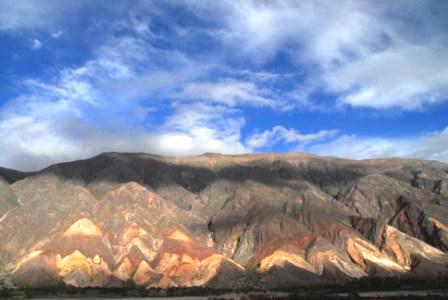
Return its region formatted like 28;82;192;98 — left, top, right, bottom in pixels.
1;152;448;289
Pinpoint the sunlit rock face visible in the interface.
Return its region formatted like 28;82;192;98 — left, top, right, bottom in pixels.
346;237;407;275
381;225;448;275
2;152;448;289
64;218;103;237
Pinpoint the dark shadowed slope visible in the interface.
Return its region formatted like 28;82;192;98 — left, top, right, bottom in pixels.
0;167;33;184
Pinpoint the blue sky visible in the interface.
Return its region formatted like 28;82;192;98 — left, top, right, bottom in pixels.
0;0;448;170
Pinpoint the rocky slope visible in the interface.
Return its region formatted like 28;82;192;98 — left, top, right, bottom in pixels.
1;152;448;289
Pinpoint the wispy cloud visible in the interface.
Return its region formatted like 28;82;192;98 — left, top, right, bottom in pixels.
246;126;338;150
0;27;249;170
201;1;448;110
309;128;448;162
176;80;279;108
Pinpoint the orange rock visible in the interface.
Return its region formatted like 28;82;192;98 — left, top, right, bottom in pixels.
308;249;366;279
346;237;406;273
257;250;316;274
167;230;192;243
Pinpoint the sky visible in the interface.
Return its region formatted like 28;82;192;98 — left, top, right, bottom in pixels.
0;0;448;171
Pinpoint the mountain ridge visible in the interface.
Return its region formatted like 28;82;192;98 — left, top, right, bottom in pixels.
4;151;448;178
1;152;448;289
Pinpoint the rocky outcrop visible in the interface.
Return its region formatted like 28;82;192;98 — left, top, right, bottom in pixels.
380;225;448;276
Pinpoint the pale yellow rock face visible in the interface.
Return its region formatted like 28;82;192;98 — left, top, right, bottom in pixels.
168;230;192;243
57;251;93;287
55;250;112;287
383;225;448;265
257;250;316;274
93;254;101;264
64;218;102;237
346;237;407;273
58;251;92;277
381;226;412;269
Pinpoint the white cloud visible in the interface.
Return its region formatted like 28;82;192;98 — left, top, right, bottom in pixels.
177;80;278;108
20;75;97;106
0;32;249;170
309;128;448;162
326;44;448;109
31;38;42;49
0;104;248;171
208;1;376;66
4;1;448;111
162;102;247;154
246;126;338;150
198;1;448;110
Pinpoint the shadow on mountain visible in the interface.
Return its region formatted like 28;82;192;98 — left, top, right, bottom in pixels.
37;153;367;196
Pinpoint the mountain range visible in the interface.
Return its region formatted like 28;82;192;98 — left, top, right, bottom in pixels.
1;152;448;290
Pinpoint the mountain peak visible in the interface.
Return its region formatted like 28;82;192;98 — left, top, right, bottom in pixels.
63;218;102;237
